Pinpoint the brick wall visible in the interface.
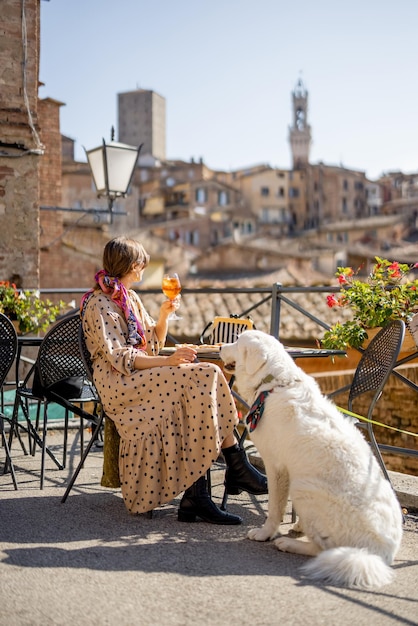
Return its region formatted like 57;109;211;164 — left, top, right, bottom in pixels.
0;0;40;146
38;98;63;209
0;0;41;288
38;94;108;292
39;223;108;294
313;366;418;475
38;96;66;289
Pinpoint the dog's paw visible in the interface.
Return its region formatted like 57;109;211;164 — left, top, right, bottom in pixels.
248;527;273;542
274;536;294;552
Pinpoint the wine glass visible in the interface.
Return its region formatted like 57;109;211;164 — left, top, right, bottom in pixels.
162;273;182;320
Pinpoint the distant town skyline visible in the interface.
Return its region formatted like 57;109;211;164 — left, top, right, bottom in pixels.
40;0;418;180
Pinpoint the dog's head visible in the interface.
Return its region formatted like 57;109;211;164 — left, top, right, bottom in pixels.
220;330;303;403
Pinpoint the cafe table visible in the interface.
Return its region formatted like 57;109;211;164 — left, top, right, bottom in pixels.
160;344;346;361
159;343;346;409
15;335;43;385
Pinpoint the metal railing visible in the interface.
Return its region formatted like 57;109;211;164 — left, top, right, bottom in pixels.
39;284;418;457
42;282;336;342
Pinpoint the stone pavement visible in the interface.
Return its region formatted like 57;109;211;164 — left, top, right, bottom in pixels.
1;429;418;626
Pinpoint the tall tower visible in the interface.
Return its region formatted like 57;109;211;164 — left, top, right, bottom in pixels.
288;78;311;169
118;89;166;161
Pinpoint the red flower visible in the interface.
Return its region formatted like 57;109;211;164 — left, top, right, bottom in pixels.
388;262;401;278
326;294;339;308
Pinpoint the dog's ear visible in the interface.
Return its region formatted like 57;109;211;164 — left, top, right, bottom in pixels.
240;342;268;376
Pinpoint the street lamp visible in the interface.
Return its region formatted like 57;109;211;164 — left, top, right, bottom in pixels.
84;130;143;222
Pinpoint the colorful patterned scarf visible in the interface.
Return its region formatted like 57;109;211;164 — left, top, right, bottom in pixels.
80;269;147;349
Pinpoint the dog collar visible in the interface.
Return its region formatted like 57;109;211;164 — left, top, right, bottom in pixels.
246;389;271;432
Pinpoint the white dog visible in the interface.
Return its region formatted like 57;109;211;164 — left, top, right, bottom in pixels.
220;330;403;589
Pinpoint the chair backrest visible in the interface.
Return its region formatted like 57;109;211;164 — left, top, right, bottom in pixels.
200;316;254;344
35;314;87;393
0;313;18;388
78;323;94;382
348;320;405;417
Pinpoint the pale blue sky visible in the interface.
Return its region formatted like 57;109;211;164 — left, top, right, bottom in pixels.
40;0;418;180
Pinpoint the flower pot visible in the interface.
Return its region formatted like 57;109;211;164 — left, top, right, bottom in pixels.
407;314;418;348
11;319;21;335
363;324;418;352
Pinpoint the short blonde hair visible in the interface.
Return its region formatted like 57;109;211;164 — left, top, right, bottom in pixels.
102;236;150;278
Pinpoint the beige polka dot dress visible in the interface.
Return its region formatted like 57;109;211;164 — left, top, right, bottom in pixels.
82;291;238;514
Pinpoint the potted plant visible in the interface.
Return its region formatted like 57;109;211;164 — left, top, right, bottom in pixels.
0;280;69;334
321;257;418;350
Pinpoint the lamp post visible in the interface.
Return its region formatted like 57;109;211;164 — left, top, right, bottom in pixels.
84;129;143;223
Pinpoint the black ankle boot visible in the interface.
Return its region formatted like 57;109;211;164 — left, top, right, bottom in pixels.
178;476;242;525
223;446;268;495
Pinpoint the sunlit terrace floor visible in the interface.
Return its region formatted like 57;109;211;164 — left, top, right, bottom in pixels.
1;427;418;626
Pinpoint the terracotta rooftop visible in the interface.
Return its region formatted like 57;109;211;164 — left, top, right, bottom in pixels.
139;267;350;345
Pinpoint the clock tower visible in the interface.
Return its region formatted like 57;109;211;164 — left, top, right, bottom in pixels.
289;78;312;169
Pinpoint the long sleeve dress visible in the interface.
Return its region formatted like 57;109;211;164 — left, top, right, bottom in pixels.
81;289;238;514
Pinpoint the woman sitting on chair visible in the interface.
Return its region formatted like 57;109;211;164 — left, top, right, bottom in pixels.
80;236;267;524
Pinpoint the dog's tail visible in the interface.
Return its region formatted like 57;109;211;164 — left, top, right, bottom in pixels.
301;547;394;589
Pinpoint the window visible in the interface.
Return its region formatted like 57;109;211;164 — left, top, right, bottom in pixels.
261;208;269;223
185;230;200;245
278;187;285;197
195;187;207;203
260;208;286;224
218;190;229;205
289;187;299;198
342;198;347;213
261;187;269;196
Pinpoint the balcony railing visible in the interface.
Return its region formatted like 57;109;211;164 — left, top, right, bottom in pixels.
41;283;338;344
17;283;418;467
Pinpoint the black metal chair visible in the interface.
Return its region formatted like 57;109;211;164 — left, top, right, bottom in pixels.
0;313;18;489
11;314;101;488
331;319;406;483
60;324;106;503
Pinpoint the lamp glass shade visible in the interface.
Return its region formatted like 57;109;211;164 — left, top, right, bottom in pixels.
86;146;106;194
85;141;140;198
